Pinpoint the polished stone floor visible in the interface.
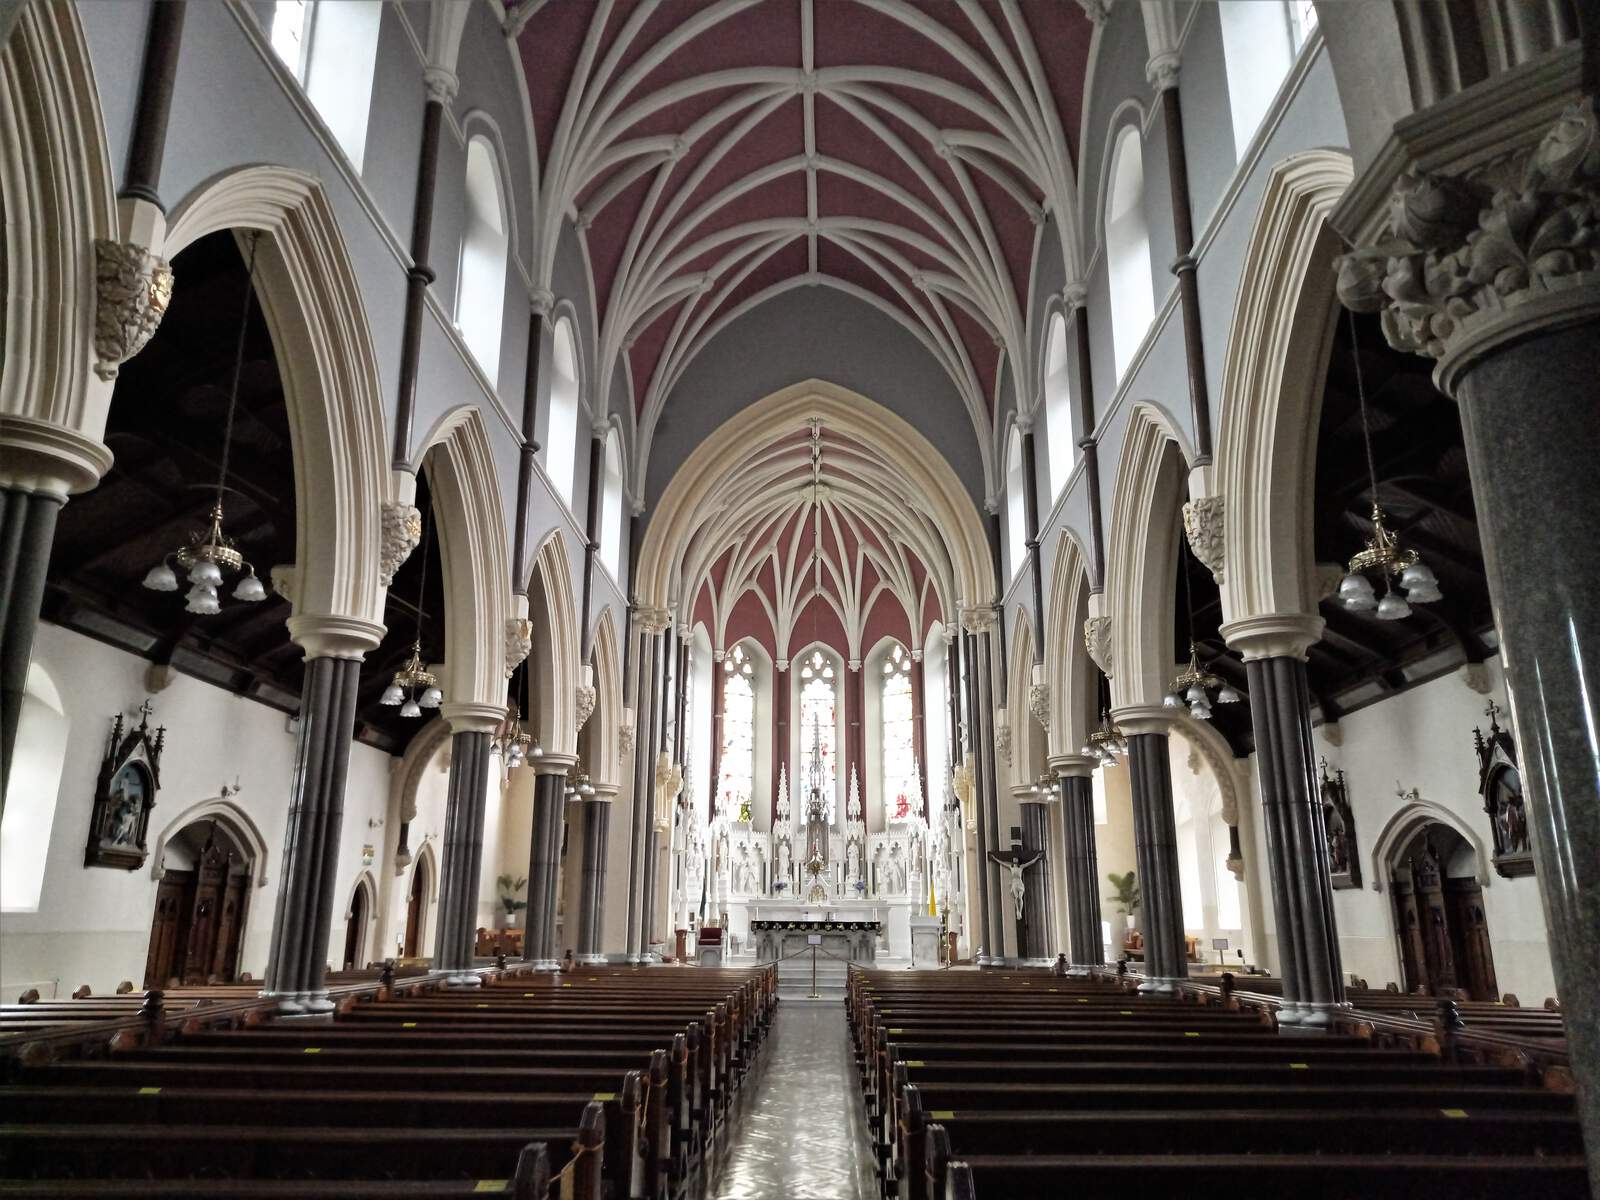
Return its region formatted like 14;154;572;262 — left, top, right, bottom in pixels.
708;1002;878;1199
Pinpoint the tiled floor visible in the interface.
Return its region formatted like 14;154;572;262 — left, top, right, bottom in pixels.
708;1002;878;1199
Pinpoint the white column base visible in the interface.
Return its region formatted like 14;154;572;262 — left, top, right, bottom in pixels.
576;953;608;965
1136;977;1179;994
259;989;334;1018
1276;1001;1306;1025
443;972;484;988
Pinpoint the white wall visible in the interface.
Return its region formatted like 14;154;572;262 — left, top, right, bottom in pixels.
0;623;484;998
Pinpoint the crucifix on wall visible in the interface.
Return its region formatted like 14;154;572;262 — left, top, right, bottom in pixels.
987;832;1043;956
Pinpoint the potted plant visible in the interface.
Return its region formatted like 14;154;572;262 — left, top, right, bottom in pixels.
497;874;528;928
1105;870;1140;957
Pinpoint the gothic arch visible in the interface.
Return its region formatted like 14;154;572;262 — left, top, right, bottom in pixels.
529;530;580;759
1105;403;1190;711
1044;530;1097;759
1005;607;1041;791
392;716;453;835
148;797;271;891
590;605;623;787
1214;150;1354;626
164;165;391;632
1370;799;1494;894
0;0;120;496
414;405;511;714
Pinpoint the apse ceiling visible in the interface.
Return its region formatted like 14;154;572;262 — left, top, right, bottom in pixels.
681;422;949;660
514;0;1093;456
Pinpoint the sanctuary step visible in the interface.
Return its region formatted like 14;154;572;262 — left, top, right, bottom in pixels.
776;955;850;1001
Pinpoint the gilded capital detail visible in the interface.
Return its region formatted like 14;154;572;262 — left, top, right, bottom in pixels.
1335;99;1600;382
1182;496;1225;584
379;502;422;587
93;240;173;381
1084;615;1113;678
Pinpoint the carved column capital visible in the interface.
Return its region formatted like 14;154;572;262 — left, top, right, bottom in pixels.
636;606;672;634
504;618;533;678
93;240;173;381
1335;97;1600;395
1145;51;1181;92
422;66;459;105
1061;280;1090;314
379;501;422;587
1220;612;1325;662
1028;681;1051;730
575;684;597;732
1074;0;1113;24
1181;495;1225;584
1083;615;1113;678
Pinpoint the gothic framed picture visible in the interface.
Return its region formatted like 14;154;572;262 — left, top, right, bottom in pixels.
1318;759;1361;890
1475;702;1532;879
84;701;165;871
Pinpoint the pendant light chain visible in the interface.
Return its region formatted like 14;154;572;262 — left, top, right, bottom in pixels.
380;495;441;716
1348;309;1382;511
215;233;259;507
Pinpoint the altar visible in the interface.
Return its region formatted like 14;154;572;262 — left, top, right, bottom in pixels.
751;917;879;963
743;901;906;960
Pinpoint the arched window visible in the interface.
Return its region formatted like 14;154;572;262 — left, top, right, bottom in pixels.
1;664;69;912
1219;2;1304;159
880;643;918;823
797;649;838;815
456;136;509;382
1005;426;1028;582
717;643;756;822
1043;313;1077;498
599;428;625;578
1106;125;1155;380
546;318;580;508
267;1;382;171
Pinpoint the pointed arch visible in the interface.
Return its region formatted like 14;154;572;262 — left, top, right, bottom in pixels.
529;530;581;757
1106;403;1189;710
0;0;119;496
392;716;453;831
1005;606;1039;791
1044;530;1097;758
148;798;271;890
164;165;390;629
414;405;511;711
1214;149;1354;626
590;606;624;787
1370;799;1494;894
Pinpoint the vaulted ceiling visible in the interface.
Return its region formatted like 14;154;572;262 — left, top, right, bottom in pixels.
515;0;1093;462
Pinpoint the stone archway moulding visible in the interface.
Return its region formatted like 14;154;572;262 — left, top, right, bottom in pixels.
635;379;993;619
1369;799;1494;893
1044;530;1096;757
0;0;120;497
149;797;271;890
393;716;452;831
529;530;580;759
165;165;391;635
414;405;511;713
1213;149;1355;628
590;606;623;787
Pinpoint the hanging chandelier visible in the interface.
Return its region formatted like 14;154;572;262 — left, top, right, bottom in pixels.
1163;534;1241;720
1081;708;1128;766
380;506;441;717
490;661;544;782
563;765;596;802
1335;311;1442;621
142;233;270;613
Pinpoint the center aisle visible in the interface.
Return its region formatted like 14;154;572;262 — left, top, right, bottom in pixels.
710;1002;878;1200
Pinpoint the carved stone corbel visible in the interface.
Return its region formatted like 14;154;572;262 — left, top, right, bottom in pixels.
94;240;173;381
994;715;1012;769
1028;682;1051;731
503;618;533;679
379;502;422;588
1084;616;1113;678
575;683;596;732
1182;496;1225;584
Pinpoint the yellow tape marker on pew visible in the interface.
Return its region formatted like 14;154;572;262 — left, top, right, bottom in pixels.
593;1091;617;1102
903;1060;924;1067
889;1028;903;1034
303;1047;322;1054
931;1110;955;1120
1049;989;1058;993
138;1087;161;1095
1289;1063;1308;1070
1441;1108;1469;1118
474;1182;508;1193
524;993;536;998
1185;1032;1199;1038
1120;1010;1132;1016
477;1003;489;1008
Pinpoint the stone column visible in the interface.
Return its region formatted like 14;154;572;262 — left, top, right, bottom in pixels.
261;617;382;1014
1055;757;1104;973
576;787;614;963
1018;798;1052;963
636;624;669;960
624;615;664;961
1223;615;1344;1025
960;624;993;962
431;704;501;983
524;763;568;970
1334;94;1600;1180
977;627;1007;959
0;489;64;803
1117;709;1187;992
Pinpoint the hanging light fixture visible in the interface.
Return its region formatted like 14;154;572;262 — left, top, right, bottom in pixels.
1081;708;1129;766
142;233;271;611
1336;311;1442;621
380;505;442;718
490;659;544;784
1164;532;1241;720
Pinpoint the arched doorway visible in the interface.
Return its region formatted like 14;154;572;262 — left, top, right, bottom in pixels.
144;820;252;988
402;856;431;959
1390;823;1497;1000
341;878;371;970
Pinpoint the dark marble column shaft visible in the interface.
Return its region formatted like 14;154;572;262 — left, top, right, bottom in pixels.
1125;732;1186;989
977;629;1007;956
432;730;492;979
961;630;992;959
524;770;565;968
624;628;660;959
262;656;362;1012
0;488;63;807
1060;773;1104;971
1245;655;1345;1023
637;629;667;959
1453;322;1600;1184
577;798;610;961
1018;800;1051;960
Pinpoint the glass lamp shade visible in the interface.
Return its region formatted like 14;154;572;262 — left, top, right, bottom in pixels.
399;698;423;718
233;571;268;602
1216;684;1242;705
1162;692;1184;709
1376;592;1413;621
420;686;443;708
1399;561;1438;591
142;562;179;592
1338;572;1377;611
188;558;224;588
1184;683;1207;704
1080;742;1096;757
1189;699;1213;721
530;740;545;758
1406;584;1443;604
507;744;525;767
380;683;405;706
184;583;221;615
579;780;595;797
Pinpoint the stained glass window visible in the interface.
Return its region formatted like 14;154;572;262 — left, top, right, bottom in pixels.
798;649;837;817
882;643;918;822
718;644;755;822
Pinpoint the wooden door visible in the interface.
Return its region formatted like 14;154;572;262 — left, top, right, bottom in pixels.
1445;879;1498;1001
144;872;194;989
1391;882;1429;994
181;842;228;984
210;871;248;982
403;865;426;958
342;883;367;969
